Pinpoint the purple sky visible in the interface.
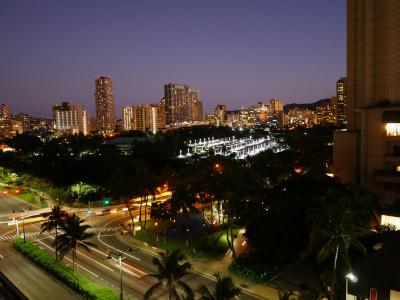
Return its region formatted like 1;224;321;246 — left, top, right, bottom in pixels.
0;0;346;118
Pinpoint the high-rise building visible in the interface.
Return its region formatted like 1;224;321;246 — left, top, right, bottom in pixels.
14;113;31;132
95;76;115;134
335;77;347;127
122;104;160;134
316;98;336;125
333;0;400;204
134;105;149;132
158;99;167;129
213;105;227;126
149;105;159;134
164;83;203;125
269;98;284;128
269;98;284;113
191;98;204;122
0;104;11;137
52;102;90;135
122;106;135;131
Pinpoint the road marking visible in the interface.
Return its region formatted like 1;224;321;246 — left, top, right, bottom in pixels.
0;227;117;240
97;217;141;262
38;235;116;272
36;240;100;278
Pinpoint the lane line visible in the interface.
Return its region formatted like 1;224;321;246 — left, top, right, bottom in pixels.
97;217;141;262
36;240;100;278
39;235;115;272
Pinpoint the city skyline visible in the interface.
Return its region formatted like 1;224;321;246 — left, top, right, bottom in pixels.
0;0;346;117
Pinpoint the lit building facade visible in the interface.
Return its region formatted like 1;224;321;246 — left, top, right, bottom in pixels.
122;106;135;131
122;104;160;134
316;98;336;125
14;113;31;133
157;99;166;129
95;76;116;134
268;98;284;128
164;83;204;125
52;102;89;135
333;0;400;205
213;104;227;126
269;98;284;113
286;108;316;128
0;104;11;137
335;77;347;127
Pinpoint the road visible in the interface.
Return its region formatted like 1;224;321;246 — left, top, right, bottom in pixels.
0;196;266;300
0;193;34;219
0;241;81;299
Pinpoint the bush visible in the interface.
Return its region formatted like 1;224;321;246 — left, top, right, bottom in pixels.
229;255;278;284
13;238;120;300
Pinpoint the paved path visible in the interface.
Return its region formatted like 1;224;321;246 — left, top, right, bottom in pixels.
0;242;81;300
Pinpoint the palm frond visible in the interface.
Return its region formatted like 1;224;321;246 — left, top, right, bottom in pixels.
177;280;194;300
144;281;163;300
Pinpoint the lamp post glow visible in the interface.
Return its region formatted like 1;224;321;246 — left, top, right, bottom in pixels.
345;272;358;300
107;247;132;300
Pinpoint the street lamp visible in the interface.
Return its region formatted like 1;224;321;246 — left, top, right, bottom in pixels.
107;247;133;300
345;272;358;300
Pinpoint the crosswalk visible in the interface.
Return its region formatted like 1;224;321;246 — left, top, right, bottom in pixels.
0;211;22;219
0;226;120;241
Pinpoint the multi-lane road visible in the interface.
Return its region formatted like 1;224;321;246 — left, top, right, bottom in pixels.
0;194;267;300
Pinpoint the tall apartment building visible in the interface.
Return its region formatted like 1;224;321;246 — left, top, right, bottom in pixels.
52;102;89;135
0;104;11;137
122;106;135;131
213;105;227;126
269;98;284;113
158;99;167;129
316;98;336;125
333;0;400;204
269;98;284;128
95;76;115;134
121;104;159;134
14;113;31;132
164;83;204;125
335;77;347;127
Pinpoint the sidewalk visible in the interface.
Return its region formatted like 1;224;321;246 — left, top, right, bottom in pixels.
117;232;279;300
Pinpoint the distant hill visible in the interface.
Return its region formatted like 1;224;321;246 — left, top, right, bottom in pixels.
284;98;331;113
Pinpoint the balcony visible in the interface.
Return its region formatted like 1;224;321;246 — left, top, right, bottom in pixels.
384;155;400;163
375;170;400;182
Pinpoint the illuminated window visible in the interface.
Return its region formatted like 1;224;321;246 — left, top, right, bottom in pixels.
396;166;400;172
386;123;400;136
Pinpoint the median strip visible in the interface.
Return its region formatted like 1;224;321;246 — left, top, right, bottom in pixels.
13;237;122;300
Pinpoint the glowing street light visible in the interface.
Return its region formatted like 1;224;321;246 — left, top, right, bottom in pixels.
345;272;358;283
345;272;358;300
107;247;133;300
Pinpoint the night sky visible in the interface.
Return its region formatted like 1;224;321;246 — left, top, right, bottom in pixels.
0;0;346;118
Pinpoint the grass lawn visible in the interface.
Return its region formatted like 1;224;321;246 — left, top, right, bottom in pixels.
133;220;241;261
15;192;47;208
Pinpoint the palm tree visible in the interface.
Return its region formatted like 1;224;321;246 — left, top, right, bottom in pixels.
144;249;194;300
40;205;67;261
199;273;241;300
56;213;96;270
309;195;367;299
